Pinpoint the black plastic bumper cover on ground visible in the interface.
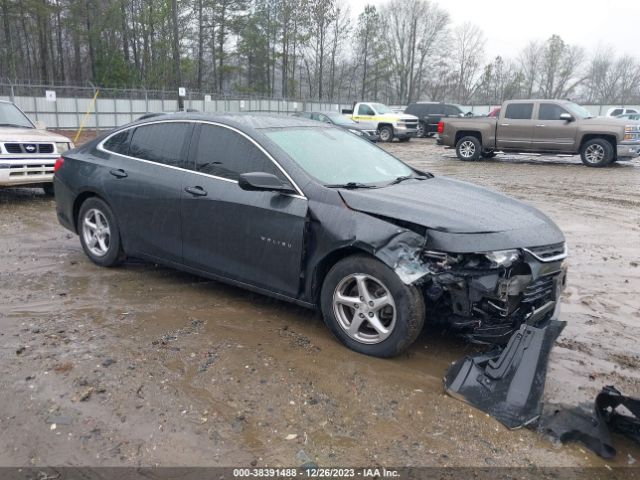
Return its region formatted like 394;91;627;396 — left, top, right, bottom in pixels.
444;319;566;429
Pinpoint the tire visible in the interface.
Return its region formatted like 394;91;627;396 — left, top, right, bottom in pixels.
580;138;614;167
320;254;425;358
481;149;496;159
455;135;482;161
43;183;55;196
77;197;125;267
379;125;394;142
416;122;426;138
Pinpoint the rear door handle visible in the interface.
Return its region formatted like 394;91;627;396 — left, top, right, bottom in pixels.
536;124;546;127
109;168;127;178
184;186;207;197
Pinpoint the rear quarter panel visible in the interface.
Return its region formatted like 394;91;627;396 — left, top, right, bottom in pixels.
440;117;497;148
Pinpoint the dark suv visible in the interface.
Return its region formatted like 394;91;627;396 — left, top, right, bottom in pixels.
405;102;465;137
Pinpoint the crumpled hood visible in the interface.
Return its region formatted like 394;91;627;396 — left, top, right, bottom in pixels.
0;127;72;143
338;177;565;250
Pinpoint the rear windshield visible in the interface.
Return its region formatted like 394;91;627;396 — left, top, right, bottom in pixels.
265;127;413;186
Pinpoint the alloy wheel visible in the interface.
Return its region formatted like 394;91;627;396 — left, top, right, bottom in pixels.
584;144;605;164
332;273;396;344
82;208;111;257
459;140;476;158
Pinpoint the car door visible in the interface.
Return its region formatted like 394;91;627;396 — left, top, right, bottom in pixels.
180;123;308;298
496;102;535;151
100;121;192;263
533;103;578;152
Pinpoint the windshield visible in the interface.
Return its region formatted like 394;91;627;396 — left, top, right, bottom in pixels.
371;103;392;114
564;102;594;119
0;102;34;128
265;127;414;186
328;114;357;126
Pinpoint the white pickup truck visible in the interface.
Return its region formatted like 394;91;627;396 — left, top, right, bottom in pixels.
0;100;73;194
342;102;419;142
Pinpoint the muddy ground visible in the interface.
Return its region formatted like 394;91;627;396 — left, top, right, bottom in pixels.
1;134;639;469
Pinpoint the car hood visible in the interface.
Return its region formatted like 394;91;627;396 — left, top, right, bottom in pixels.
338;177;564;251
0;127;72;143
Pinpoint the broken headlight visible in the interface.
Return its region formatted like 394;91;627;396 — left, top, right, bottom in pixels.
483;249;521;268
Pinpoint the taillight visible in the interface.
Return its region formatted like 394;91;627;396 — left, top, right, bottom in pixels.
437;121;444;134
54;157;64;173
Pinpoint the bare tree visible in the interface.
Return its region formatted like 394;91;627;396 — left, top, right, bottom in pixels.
452;22;485;104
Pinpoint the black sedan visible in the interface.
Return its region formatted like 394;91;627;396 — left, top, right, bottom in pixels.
54;114;567;357
293;111;379;142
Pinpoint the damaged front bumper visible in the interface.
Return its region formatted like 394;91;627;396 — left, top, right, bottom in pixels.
392;241;568;345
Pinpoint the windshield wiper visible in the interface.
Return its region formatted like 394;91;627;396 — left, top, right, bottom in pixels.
325;182;378;189
387;174;430;186
0;123;31;128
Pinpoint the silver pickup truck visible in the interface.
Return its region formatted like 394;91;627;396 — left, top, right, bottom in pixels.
438;99;640;167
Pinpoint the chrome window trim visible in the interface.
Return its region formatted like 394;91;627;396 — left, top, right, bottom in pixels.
96;119;307;200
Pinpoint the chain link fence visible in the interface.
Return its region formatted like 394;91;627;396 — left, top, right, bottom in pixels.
1;82;638;131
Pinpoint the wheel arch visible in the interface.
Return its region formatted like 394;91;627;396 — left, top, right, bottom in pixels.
455;130;482;145
579;134;617;152
72;190;107;233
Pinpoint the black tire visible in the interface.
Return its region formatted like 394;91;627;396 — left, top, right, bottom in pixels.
481;149;496;159
455;135;482;161
416;122;426;138
320;254;425;358
77;197;125;267
379;125;394;143
43;183;55;196
580;138;614;167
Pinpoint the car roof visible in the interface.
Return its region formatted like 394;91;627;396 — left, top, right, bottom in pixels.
116;112;322;136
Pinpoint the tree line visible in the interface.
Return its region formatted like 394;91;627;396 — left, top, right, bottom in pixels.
2;0;640;105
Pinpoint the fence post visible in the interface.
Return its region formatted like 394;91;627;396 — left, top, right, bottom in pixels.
144;88;149;113
9;82;15;102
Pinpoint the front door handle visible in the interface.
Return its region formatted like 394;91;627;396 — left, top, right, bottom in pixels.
109;168;128;178
185;186;207;197
500;123;510;127
536;124;546;127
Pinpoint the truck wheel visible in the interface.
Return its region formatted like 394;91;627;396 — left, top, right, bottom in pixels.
320;254;425;358
580;138;614;167
379;125;394;142
416;122;425;138
456;136;481;161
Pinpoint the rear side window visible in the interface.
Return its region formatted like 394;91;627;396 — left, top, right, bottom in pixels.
445;105;462;116
504;103;534;120
128;123;191;167
538;103;569;120
103;130;130;155
191;124;286;182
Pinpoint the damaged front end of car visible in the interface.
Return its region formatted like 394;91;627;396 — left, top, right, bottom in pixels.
370;230;568;345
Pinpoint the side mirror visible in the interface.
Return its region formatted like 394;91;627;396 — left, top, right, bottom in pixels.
559;113;574;122
238;172;295;194
34;120;46;130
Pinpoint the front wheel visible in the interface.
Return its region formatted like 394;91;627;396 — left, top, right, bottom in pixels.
455;136;482;161
78;197;125;267
379;125;394;142
320;255;425;358
580;138;614;167
416;122;426;138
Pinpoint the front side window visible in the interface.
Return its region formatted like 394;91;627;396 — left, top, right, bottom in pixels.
0;102;34;128
128;122;191;167
358;104;375;116
191;124;286;182
611;109;623;116
538;103;569;121
504;103;534;120
103;130;131;155
264;127;413;186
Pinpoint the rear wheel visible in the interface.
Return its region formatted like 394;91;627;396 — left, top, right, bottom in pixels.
580;138;614;167
78;197;125;267
379;125;394;142
416;122;426;138
320;255;425;358
455;136;482;161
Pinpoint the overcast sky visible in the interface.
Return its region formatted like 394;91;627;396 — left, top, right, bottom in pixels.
345;0;640;59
